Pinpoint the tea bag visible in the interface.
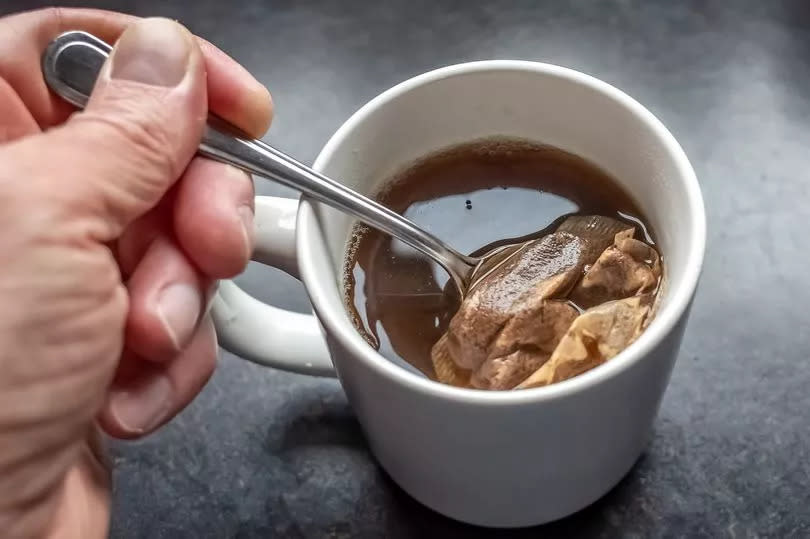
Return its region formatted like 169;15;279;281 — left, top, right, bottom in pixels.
431;215;632;388
431;334;472;388
516;295;653;389
569;229;661;308
470;300;578;390
514;229;662;389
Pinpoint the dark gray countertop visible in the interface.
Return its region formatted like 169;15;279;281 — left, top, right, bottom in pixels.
3;0;810;537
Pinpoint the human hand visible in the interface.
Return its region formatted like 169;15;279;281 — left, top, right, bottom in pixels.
0;8;273;538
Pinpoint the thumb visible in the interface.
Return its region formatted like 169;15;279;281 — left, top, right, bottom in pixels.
43;17;207;241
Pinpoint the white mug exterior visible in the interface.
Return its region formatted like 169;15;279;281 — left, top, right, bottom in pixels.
212;61;705;527
212;197;332;376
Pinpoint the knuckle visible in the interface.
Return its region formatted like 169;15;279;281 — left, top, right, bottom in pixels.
45;6;64;28
76;87;181;181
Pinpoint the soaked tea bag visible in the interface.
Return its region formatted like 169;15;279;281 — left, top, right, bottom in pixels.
514;229;662;389
516;295;653;389
470;299;578;390
569;229;661;308
431;215;632;389
431;334;473;388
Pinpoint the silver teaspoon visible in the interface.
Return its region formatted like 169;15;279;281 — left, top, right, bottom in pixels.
41;31;487;294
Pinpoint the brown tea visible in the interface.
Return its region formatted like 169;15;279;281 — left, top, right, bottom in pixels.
342;138;657;384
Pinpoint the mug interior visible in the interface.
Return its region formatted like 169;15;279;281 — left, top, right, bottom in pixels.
301;60;704;399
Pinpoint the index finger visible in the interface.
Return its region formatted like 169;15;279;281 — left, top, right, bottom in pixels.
0;7;273;137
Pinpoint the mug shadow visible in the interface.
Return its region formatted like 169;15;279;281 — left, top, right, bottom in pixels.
277;405;367;452
270;385;368;453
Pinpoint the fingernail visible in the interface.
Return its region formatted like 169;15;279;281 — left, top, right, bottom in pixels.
238;205;255;260
109;374;172;434
156;283;201;349
111;18;192;87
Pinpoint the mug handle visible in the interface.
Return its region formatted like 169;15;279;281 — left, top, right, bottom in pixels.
210;196;336;377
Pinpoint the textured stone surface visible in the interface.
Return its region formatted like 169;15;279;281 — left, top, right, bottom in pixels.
3;0;810;536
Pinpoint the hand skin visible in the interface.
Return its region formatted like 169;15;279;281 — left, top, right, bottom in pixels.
0;8;273;538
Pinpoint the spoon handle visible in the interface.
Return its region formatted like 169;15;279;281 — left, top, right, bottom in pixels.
41;31;475;288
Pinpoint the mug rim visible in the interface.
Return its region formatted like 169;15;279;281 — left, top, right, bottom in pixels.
300;59;706;405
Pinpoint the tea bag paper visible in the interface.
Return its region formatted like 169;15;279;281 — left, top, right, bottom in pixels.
431;215;633;389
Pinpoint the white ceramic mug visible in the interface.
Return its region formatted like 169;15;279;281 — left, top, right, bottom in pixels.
211;61;706;527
